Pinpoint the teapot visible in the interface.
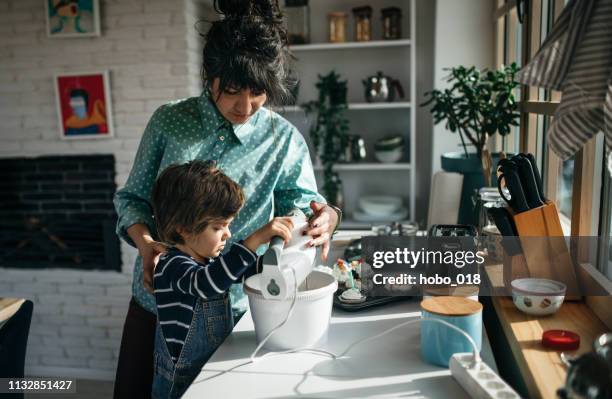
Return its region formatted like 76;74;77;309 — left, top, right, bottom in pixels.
362;71;405;103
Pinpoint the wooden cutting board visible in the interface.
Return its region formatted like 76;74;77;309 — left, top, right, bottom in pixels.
508;202;581;300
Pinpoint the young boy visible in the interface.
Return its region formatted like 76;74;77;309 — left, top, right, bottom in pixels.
149;160;293;399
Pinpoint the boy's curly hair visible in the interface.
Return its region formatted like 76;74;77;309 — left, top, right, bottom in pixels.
151;160;245;245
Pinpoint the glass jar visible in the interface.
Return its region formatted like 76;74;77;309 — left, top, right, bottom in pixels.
328;12;347;43
284;0;310;44
381;7;402;40
352;6;372;42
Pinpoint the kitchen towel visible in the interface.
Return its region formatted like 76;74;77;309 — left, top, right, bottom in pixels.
517;0;612;174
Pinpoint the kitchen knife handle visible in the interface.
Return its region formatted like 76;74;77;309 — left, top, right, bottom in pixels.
497;159;530;213
513;155;545;209
524;153;547;202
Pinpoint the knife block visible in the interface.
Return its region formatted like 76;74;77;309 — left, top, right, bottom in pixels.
502;201;581;300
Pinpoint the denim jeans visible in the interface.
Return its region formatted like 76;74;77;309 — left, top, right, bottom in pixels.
152;294;233;399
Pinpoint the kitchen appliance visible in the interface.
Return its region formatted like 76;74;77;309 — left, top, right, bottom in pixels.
558;333;612;399
245;209;337;350
259;209;317;300
245;270;337;350
362;72;405;102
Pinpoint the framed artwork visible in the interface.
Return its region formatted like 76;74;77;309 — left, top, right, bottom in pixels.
54;71;114;140
45;0;101;38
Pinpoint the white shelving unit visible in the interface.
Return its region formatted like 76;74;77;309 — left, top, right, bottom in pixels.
280;0;417;228
290;38;411;51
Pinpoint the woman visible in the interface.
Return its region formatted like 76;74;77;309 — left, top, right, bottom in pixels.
112;1;340;397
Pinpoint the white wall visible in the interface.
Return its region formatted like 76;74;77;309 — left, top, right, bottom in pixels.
0;0;206;380
430;0;494;174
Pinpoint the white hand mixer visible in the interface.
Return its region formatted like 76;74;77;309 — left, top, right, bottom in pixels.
260;208;317;300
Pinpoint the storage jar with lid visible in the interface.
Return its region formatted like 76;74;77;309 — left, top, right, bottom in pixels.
352;6;372;41
284;0;310;44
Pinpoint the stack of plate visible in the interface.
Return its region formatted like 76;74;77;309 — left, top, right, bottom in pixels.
353;195;408;222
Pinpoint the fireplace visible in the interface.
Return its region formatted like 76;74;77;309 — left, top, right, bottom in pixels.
0;155;121;271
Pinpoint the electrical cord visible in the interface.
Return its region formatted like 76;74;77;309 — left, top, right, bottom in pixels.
249;267;481;368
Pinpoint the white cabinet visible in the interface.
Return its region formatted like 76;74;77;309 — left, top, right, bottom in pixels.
278;0;417;229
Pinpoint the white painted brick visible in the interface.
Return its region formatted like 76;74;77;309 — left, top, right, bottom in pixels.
41;356;88;368
58;284;105;296
36;293;83;305
87;316;125;328
12;282;59;295
0;140;21;153
70;140;124;153
118;87;175;101
115;64;172;78
144;25;186;39
110;301;129;319
29;344;65;357
88;358;117;370
65;345;113;359
143;75;188;89
20;140;71;154
39;314;86;326
23;115;52;129
84;295;130;307
0;282;13;293
117;112;152;127
0;81;36;93
34;272;82;284
104;3;144;16
104;26;144;40
64;304;110;317
60;325;106;338
116;127;144;139
120;138;142;151
105;285;131;297
114;100;145;113
144;2;183;13
80;272;131;285
33;303;62;316
29;325;61;338
0;12;33;24
107;327;124;339
114;38;167;51
43;336;89;348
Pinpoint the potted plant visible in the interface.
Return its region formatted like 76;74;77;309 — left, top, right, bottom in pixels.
422;63;520;224
303;71;350;209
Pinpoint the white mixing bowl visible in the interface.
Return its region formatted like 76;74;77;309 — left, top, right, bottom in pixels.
244;270;337;351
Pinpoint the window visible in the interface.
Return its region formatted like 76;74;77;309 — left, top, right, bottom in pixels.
494;1;608;265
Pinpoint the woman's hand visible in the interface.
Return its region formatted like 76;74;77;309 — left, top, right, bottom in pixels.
244;217;294;252
139;239;168;293
127;223;167;293
304;201;339;261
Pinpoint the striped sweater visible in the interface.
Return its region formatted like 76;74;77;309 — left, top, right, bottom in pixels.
153;242;261;361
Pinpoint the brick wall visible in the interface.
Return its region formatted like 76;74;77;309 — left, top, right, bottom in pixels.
0;0;213;380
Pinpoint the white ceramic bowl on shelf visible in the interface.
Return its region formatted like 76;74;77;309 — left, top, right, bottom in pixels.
511;278;566;316
358;195;403;216
375;148;403;163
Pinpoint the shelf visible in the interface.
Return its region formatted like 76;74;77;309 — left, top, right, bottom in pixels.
313;163;411;171
290;39;411;51
275;102;411;113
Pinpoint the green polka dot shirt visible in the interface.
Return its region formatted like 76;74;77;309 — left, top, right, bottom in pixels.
114;91;325;313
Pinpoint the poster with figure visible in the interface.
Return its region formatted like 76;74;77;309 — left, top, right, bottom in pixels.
55;71;114;139
45;0;100;38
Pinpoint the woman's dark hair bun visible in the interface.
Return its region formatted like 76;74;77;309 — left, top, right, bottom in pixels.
214;0;283;25
203;0;295;106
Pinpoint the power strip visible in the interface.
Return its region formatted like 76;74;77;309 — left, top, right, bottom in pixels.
450;353;522;399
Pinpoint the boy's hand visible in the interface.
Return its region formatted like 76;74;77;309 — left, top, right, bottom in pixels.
244;217;294;252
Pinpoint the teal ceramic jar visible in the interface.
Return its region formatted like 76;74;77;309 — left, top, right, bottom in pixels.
420;296;483;367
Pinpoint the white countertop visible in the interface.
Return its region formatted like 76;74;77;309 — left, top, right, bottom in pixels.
183;300;497;398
